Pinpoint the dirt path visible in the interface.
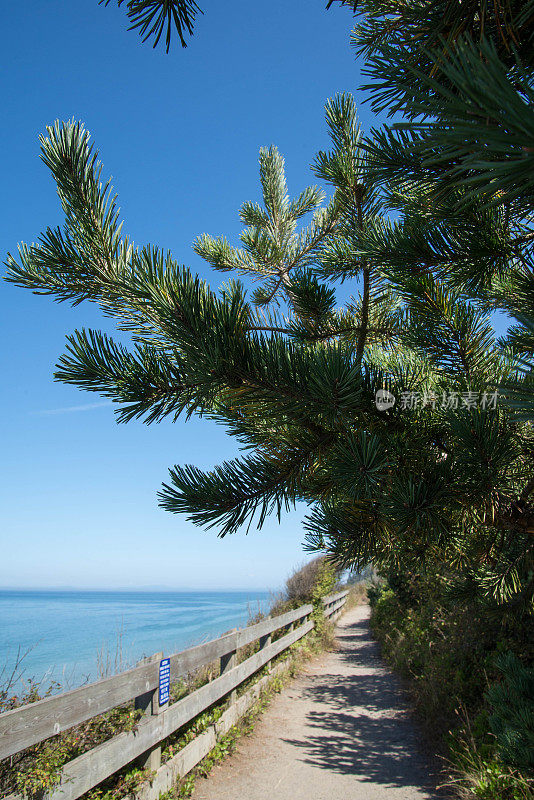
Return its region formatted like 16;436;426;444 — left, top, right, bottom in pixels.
191;604;440;800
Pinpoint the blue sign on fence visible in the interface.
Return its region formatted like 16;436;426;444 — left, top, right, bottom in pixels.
159;658;170;706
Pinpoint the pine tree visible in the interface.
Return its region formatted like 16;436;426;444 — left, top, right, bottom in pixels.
5;89;533;612
325;0;534;607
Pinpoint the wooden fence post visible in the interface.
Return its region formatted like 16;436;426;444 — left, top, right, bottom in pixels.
220;629;237;705
135;652;166;772
259;620;272;672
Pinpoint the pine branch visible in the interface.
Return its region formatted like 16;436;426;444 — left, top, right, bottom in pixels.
55;329;198;423
102;0;203;51
159;434;333;536
195;146;336;309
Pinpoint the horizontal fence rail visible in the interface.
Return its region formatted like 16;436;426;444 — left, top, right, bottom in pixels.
1;591;349;800
323;590;349;620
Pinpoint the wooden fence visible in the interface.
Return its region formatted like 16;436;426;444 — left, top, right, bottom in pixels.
1;590;348;800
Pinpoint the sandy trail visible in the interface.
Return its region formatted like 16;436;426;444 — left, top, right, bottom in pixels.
191;604;440;800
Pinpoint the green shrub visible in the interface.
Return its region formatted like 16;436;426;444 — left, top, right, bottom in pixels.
283;557;337;608
370;576;534;797
487;653;534;772
366;580;386;607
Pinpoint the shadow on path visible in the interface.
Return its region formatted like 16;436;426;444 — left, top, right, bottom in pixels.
282;613;442;795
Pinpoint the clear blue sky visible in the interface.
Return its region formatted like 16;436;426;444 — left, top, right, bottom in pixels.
1;0;375;591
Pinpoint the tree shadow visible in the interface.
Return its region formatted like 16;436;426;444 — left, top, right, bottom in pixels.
282;614;447;797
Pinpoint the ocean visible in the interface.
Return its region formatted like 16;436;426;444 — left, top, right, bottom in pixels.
0;589;271;693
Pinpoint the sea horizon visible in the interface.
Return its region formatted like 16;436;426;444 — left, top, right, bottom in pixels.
0;586;272;593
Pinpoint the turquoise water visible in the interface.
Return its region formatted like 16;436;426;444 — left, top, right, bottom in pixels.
0;590;270;692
